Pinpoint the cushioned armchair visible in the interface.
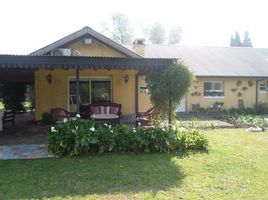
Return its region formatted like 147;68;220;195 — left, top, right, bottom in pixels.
51;108;71;122
136;107;154;127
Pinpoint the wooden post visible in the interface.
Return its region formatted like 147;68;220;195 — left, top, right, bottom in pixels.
76;67;80;114
135;74;139;115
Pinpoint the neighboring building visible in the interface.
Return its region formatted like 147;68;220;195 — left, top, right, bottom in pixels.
1;27;268;120
126;44;268;112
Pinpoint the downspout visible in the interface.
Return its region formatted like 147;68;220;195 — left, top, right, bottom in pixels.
256;80;259;106
76;67;80;114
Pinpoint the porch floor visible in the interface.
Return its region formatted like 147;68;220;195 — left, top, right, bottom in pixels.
0;144;53;160
0;112;49;145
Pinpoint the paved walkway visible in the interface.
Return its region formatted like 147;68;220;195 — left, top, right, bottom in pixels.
0;144;54;160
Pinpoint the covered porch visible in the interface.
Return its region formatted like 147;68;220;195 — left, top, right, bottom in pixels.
0;55;174;144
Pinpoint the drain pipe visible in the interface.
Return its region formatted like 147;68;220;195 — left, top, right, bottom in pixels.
256;80;259;106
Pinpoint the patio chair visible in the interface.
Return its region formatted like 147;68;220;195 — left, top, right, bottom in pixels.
136;107;154;127
51;108;71;122
2;110;15;129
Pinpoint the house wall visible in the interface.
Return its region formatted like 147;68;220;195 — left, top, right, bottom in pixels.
67;39;126;57
35;69;137;120
35;38;138;120
136;77;268;113
186;77;258;111
138;75;152;112
258;80;268;103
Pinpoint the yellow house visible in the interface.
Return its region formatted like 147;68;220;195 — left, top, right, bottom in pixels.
1;27;268;120
0;27;173;121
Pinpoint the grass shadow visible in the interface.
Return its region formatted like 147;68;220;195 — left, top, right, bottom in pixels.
0;153;185;199
175;149;209;159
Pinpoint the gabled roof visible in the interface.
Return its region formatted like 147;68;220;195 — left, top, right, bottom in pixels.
141;45;268;77
30;26;141;58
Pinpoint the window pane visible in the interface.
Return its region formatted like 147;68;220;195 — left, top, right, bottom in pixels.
69;81;90;104
259;83;266;91
91;81;111;103
213;82;222;90
204;82;212;90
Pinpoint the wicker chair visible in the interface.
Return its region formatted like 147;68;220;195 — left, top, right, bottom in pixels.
51;108;71;122
136;107;154;127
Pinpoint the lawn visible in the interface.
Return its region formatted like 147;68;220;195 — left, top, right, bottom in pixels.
1;129;268;199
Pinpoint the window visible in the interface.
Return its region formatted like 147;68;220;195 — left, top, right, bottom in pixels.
204;81;224;97
91;80;111;103
259;83;267;92
69;77;112;111
69;81;90;105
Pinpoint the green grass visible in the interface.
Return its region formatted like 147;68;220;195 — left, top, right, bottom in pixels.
1;129;268;199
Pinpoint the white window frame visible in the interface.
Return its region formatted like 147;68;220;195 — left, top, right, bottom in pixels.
259;83;268;93
204;81;224;98
67;76;112;111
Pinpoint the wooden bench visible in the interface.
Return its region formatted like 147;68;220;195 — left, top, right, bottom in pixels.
2;110;15;128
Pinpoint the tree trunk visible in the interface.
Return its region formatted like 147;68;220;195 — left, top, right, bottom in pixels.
168;95;172;125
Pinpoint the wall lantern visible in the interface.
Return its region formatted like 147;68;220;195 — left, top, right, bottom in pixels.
123;74;129;84
46;73;52;84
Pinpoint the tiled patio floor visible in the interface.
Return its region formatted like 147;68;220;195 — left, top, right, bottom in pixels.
0;144;54;160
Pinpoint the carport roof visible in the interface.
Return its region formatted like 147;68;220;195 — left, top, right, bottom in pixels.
0;55;175;82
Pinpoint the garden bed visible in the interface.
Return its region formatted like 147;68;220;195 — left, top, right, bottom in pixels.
47;119;208;157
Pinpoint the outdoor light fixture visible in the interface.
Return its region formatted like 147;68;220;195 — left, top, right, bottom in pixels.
123;74;129;83
46;73;52;84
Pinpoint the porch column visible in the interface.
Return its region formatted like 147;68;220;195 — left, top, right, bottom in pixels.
135;74;139;114
76;67;80;114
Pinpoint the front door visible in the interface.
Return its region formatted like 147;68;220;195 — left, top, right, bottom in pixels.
176;96;186;112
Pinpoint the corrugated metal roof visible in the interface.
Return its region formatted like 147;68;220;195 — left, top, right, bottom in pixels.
30;27;141;58
0;55;174;71
128;45;268;77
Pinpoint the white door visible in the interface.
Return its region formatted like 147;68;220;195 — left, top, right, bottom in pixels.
176;96;186;112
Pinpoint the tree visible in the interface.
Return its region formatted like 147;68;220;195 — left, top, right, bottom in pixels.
242;31;253;47
101;12;133;44
149;22;166;44
168;26;183;44
111;12;133;44
230;32;242;47
0;81;27;111
146;61;193;124
230;34;235;47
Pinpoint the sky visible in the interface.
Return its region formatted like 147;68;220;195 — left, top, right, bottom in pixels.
0;0;267;54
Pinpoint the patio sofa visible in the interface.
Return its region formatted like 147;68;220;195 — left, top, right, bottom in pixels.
89;102;122;124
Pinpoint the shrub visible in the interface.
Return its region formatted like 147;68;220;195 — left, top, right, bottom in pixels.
47;119;208;157
227;114;268;128
228;102;268;115
41;112;54;125
228;107;256;115
255;102;268;114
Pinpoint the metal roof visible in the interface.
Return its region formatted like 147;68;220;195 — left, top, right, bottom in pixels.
133;45;268;78
0;55;174;71
30;26;141;58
